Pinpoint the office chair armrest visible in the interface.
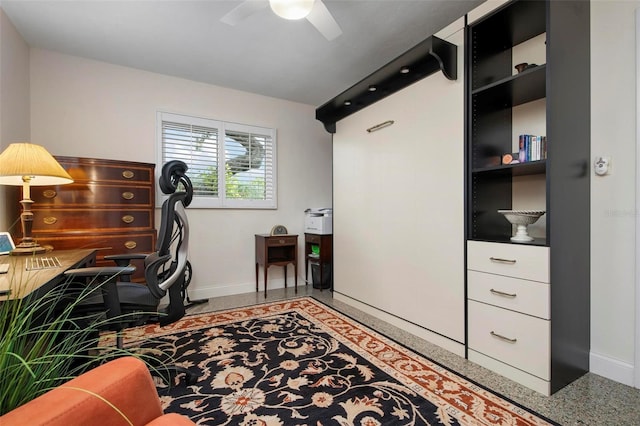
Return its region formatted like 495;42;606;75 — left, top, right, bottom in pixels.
64;266;136;278
144;253;173;299
104;253;148;266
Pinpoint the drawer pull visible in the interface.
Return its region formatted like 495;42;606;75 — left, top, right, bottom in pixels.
490;288;517;298
279;239;285;244
122;191;135;200
43;189;57;199
490;331;517;343
122;215;135;224
489;257;516;264
43;216;58;225
122;170;135;179
124;241;137;249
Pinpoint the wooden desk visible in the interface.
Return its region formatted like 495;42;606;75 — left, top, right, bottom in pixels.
255;234;298;297
0;249;97;301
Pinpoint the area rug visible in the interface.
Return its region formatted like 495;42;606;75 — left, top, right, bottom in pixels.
121;297;556;426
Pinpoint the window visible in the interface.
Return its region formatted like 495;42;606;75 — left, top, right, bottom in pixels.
157;112;277;209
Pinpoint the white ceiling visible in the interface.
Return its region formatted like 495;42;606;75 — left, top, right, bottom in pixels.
1;0;482;106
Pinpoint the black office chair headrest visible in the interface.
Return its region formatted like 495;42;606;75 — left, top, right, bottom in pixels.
159;160;193;207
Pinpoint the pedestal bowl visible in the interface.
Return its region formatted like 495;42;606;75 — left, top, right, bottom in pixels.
497;210;546;242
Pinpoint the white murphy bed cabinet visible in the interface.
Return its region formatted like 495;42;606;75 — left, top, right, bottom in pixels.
319;22;466;356
316;0;590;395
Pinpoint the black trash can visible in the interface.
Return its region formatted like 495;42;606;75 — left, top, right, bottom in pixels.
311;261;332;289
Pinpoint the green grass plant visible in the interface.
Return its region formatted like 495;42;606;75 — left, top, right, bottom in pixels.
0;261;168;415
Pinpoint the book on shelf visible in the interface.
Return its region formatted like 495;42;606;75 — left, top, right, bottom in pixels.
518;134;547;163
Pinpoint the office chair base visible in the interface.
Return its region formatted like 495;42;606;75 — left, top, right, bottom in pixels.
185;297;208;309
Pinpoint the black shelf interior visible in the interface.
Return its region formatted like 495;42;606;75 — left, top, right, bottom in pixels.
473;160;546;176
473;64;546;108
468;0;548;245
470;0;546;91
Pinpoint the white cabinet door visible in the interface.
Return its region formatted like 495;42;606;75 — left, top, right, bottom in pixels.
333;27;465;343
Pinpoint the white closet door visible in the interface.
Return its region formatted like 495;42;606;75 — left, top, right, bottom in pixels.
333;28;465;343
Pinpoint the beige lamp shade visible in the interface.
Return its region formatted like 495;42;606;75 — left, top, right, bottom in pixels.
0;143;73;185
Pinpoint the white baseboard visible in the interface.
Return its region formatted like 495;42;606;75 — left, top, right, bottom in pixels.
589;351;636;387
188;278;295;300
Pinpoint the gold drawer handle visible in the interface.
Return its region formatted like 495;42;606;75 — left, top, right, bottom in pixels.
489;257;516;264
124;241;137;250
122;215;135;224
43;216;58;225
490;331;517;343
43;189;57;199
279;239;285;244
122;170;134;179
490;288;517;298
122;191;134;200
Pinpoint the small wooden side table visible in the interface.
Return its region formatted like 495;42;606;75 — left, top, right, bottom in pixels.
255;234;298;297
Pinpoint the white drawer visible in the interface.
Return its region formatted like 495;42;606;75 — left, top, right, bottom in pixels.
467;270;550;319
467;241;549;283
468;300;550;380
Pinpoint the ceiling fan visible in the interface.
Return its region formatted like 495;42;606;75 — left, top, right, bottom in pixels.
220;0;343;41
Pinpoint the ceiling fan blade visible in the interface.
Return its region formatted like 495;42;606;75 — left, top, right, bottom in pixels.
306;0;342;41
220;1;268;26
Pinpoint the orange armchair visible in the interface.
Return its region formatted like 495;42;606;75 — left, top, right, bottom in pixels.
0;357;194;426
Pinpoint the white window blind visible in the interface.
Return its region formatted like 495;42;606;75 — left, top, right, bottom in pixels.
157;112;277;209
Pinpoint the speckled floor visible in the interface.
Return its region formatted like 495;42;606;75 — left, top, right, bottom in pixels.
185;286;640;426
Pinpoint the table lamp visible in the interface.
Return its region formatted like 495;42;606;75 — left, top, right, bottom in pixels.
0;143;73;255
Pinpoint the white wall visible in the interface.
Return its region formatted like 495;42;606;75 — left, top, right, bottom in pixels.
29;49;333;298
590;0;639;387
332;20;466;356
0;8;30;230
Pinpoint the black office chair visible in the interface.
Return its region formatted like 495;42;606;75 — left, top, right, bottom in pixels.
65;160;197;385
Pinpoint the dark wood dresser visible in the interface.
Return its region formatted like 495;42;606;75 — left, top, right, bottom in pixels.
15;156;157;281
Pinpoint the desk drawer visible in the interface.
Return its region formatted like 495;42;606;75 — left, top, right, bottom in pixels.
35;232;155;253
31;184;153;208
467;270;550;319
468;300;550;380
57;157;154;185
266;236;297;247
467;241;549;282
33;209;153;232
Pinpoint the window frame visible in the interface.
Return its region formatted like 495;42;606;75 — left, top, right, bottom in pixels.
156;111;277;209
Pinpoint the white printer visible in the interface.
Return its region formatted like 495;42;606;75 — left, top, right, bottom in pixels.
304;208;333;235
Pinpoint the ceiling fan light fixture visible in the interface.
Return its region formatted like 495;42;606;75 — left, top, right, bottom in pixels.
270;0;315;20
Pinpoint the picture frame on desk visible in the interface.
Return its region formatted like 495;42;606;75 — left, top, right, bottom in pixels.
0;232;15;255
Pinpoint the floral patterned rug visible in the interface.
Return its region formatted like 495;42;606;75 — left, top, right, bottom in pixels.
122;297;556;426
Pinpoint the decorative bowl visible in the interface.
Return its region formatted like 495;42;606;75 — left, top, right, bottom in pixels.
497;210;545;242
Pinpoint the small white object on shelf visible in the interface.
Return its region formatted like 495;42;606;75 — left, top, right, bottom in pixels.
497;210;546;243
